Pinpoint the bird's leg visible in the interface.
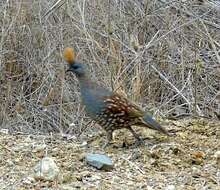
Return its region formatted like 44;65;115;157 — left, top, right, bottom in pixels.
102;130;113;149
128;127;145;146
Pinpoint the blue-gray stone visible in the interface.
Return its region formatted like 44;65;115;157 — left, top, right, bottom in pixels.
85;153;113;170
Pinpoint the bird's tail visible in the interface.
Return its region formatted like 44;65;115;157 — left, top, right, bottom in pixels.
141;114;170;136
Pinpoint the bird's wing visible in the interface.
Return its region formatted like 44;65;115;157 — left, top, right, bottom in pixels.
126;99;144;118
103;93;144;118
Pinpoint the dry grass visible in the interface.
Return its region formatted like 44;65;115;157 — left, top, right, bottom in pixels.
0;0;219;135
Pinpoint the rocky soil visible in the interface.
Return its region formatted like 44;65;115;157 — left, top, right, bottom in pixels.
0;119;219;189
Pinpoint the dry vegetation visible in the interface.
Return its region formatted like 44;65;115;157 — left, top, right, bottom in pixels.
0;0;220;189
0;0;219;133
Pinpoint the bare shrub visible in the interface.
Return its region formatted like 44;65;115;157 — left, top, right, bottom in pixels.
0;0;219;134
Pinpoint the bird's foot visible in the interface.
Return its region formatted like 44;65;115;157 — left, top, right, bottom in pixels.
133;138;145;147
122;138;146;148
102;131;114;149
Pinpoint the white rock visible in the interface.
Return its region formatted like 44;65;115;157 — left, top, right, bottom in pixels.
81;141;88;146
32;144;47;153
192;166;201;176
61;133;77;140
60;184;75;190
33;157;60;181
0;128;9;134
146;186;154;190
214;151;220;159
165;185;176;190
22;176;35;184
69;123;76;127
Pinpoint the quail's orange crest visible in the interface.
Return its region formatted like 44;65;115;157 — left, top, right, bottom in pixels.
63;47;75;64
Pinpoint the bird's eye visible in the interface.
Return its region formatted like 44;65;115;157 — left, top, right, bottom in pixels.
73;65;79;69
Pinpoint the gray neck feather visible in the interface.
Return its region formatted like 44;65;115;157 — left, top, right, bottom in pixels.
78;74;93;89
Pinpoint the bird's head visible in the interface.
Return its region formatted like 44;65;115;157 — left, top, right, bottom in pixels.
63;47;86;77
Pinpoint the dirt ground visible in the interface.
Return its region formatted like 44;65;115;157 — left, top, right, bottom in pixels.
0;119;219;190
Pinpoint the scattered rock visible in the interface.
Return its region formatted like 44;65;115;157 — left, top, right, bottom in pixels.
32;144;47;153
146;186;154;190
214;151;220;159
69;123;76;127
81;141;88;147
85;153;113;170
0;128;9;134
191;166;201;177
33;157;60;181
165;185;176;190
61;133;77;140
22;176;36;185
60;184;75;190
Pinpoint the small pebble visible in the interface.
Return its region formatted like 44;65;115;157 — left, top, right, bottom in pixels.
214;151;220;159
165;185;176;190
22;176;35;184
32;144;47;153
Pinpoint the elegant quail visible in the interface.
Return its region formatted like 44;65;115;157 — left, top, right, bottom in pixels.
64;48;169;147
